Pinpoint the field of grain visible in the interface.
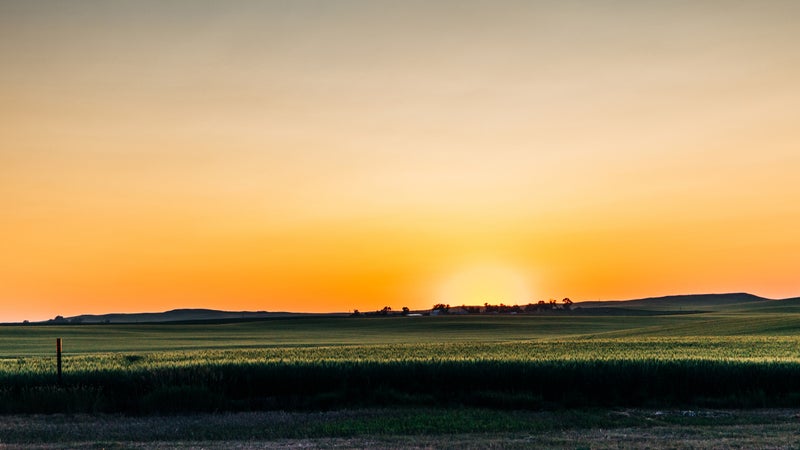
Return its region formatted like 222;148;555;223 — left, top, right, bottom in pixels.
2;312;800;413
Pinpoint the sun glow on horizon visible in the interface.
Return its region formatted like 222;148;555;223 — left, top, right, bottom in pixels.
436;262;535;307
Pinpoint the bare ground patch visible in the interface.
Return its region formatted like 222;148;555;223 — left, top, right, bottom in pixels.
1;409;799;449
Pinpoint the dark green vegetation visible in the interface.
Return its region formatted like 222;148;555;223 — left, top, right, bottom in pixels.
2;409;800;449
1;295;800;414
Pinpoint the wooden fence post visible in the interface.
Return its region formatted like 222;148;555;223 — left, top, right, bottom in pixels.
56;338;62;384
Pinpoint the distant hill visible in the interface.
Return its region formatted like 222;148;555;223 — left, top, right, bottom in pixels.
576;293;770;311
29;293;799;325
51;309;299;324
715;296;800;313
569;307;703;316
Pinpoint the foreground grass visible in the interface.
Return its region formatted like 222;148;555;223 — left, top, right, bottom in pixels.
3;356;800;413
1;408;799;449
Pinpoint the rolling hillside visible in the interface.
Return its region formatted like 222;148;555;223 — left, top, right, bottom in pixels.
576;292;771;311
52;308;289;324
24;293;800;325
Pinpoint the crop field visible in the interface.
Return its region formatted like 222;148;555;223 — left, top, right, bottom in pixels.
2;311;800;415
0;314;716;355
3;308;800;355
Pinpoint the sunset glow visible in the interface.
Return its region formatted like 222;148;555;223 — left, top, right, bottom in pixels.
2;1;800;322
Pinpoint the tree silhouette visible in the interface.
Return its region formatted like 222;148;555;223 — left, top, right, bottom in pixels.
432;304;450;314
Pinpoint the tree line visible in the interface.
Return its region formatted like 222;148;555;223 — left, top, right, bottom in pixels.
352;298;573;317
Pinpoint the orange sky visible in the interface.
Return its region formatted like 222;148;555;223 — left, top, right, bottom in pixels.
2;1;800;322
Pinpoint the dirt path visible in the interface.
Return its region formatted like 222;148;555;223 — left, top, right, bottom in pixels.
1;409;798;449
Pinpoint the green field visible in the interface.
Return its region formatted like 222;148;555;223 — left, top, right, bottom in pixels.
2;305;800;414
4;307;800;355
1;314;713;355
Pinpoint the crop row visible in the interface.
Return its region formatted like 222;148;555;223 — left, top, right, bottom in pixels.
2;357;800;413
4;336;800;376
2;337;798;413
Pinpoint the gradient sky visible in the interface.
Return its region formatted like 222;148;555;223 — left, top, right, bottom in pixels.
2;1;800;322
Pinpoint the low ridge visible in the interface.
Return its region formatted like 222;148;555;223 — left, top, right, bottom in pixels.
577;292;769;310
28;293;793;325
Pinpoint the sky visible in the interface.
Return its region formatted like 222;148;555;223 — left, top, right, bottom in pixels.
2;1;800;322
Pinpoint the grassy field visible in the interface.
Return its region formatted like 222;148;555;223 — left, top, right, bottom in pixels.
0;315;705;355
4;308;800;355
1;309;800;414
1;308;800;447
